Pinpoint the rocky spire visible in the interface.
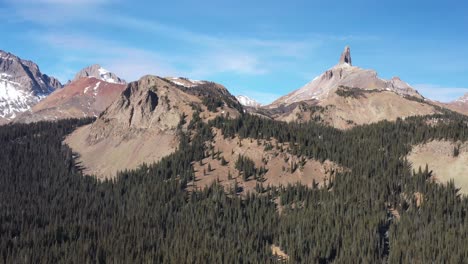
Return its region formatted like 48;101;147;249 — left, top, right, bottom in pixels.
338;46;352;66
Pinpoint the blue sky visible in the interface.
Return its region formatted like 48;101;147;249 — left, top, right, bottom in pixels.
1;0;468;104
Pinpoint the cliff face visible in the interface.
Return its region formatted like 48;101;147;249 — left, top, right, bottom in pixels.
65;75;241;179
0;50;62;123
257;46;437;129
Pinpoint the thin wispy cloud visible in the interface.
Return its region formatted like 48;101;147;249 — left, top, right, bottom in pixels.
34;32;181;81
414;84;468;102
4;0;111;24
15;0;110;4
3;0;385;103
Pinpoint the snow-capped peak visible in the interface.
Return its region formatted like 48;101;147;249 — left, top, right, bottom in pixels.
236;95;262;107
0;50;62;121
456;93;468;103
73;64;126;85
98;67;118;84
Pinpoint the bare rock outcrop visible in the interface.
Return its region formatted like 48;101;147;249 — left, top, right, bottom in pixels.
270;46;422;107
338;46;352;65
65;75;242;178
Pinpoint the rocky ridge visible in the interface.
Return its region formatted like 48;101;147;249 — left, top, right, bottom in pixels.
270;46;422;107
0;50;62;123
73;64;126;84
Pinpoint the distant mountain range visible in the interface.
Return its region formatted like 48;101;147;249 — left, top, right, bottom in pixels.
1;47;468;127
235;95;261;108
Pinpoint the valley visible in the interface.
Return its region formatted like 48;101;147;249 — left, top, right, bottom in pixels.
1;45;468;263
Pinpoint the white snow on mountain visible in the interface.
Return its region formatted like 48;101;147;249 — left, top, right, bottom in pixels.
93;81;101;96
74;64;125;85
98;67;118;84
236;95;261;107
0;77;37;118
168;77;206;88
456;93;468;103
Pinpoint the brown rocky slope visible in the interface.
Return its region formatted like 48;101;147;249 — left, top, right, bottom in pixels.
15;77;126;123
65;75;241;179
255;46;439;129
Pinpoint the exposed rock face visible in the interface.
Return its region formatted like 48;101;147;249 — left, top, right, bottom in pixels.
65;75;241;178
73;64;126;84
339;46;352;65
257;46;440;129
15;77;125;123
89;76;188;140
269;46;422;107
0;50;62;123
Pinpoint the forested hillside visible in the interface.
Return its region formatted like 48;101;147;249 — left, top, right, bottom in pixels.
1;111;468;263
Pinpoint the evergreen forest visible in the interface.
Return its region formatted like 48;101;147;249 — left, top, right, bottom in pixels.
1;111;468;263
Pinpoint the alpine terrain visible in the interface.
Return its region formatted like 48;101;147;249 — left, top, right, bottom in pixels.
65;75;242;178
443;92;468;115
261;46;437;128
0;50;62;124
236;95;262;107
1;47;468;263
15;65;126;123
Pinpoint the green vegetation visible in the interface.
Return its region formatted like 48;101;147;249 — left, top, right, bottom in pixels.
1;110;468;262
335;85;380;98
235;154;257;181
175;81;243;113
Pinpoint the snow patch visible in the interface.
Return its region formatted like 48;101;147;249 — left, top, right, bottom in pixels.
169;77;206;88
83;85;92;94
236;95;261;107
171;80;190;87
93;82;101;96
457;96;468;103
0;80;38;118
98;67;117;83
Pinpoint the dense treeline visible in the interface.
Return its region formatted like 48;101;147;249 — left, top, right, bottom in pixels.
235;154;257;180
0;119;279;263
1;110;468;263
210;113;468;262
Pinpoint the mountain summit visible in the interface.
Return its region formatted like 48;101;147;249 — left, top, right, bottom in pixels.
260;46;437;129
73;64;126;84
236;95;261;107
338;46;352;66
0;50;62;123
270;46;421;106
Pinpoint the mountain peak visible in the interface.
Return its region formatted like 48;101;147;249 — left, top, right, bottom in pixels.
338;46;352;66
456;92;468;103
73;64;126;84
0;50;62;121
236;95;261;107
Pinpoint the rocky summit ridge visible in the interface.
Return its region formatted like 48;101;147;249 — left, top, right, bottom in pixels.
270;46;422;106
73;64;126;84
0;50;62;122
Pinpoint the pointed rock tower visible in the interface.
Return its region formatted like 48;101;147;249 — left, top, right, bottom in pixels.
338;46;352;66
270;45;424;106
